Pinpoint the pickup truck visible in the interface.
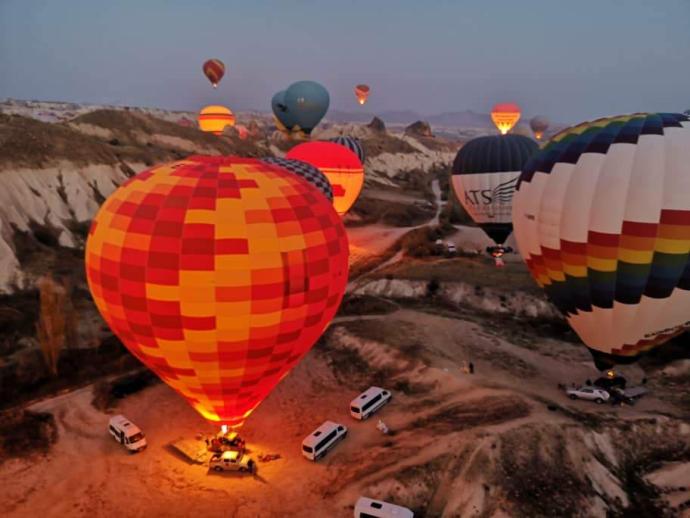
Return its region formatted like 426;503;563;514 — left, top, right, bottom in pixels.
208;450;255;474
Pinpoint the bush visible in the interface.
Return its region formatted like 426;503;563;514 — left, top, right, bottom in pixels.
0;410;58;461
426;278;441;298
91;370;159;410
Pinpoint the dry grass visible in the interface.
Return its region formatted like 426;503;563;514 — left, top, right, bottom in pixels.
496;424;593;518
408;395;531;435
91;370;159;411
0;113;117;167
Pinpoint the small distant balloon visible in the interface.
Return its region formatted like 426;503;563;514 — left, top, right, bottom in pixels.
198;105;235;135
202;59;225;88
354;84;370;105
529;116;549;140
491;103;521;135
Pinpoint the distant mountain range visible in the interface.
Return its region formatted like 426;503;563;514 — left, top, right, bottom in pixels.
328;109;494;127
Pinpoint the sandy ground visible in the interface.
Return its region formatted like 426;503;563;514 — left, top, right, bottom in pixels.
1;305;685;518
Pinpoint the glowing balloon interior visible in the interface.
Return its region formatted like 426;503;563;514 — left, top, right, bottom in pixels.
198;105;235;135
355;84;370;105
85;156;350;428
513;112;690;368
491;103;521;135
530;116;549;141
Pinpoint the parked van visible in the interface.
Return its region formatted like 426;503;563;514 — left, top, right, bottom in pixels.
301;421;347;461
108;415;147;452
350;387;392;420
354;497;414;518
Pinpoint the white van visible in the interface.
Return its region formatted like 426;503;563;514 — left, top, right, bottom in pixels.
354;497;414;518
350;387;392;420
108;415;147;452
301;420;347;461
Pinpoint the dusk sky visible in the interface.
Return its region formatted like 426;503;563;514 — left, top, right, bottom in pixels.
1;0;689;123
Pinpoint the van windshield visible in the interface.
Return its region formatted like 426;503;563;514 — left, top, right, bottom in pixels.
302;445;313;453
350;406;360;413
128;433;144;443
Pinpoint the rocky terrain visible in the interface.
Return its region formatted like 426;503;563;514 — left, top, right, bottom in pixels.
0;101;688;518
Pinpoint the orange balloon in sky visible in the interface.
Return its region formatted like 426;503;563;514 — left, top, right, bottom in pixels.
85;156;349;428
198;105;235;135
286;141;364;216
354;84;370;105
491;103;521;135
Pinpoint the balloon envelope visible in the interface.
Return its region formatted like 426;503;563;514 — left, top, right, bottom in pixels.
354;84;370;105
262;157;333;201
491;103;521;135
85;156;349;427
529;116;549;140
283;81;330;135
513;112;690;367
202;59;225;88
198;105;235;135
287;141;364;216
328;136;365;163
451;134;538;245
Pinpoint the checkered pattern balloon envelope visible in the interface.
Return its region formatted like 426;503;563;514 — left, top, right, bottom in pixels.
85;156;349;428
329;136;365;163
513;113;690;367
262;157;333;202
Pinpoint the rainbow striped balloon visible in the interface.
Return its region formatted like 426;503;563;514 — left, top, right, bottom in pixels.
513;113;690;367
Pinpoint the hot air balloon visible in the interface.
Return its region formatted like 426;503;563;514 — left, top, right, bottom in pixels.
262;157;333;201
198;105;235;135
283;81;330;135
354;84;370;105
512;112;690;368
234;124;249;140
529;116;549;140
202;59;225;88
85;156;349;428
328;136;365;163
491;103;521;135
287;141;364;216
451;135;538;262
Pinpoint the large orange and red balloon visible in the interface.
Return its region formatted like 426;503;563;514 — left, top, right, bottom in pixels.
491;103;521;135
286;141;364;216
85;156;349;427
202;59;225;88
354;84;370;105
198;105;235;135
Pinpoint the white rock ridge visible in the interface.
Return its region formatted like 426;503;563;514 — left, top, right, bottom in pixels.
0;160;147;293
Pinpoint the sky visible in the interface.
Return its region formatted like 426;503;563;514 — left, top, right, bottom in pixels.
1;0;689;123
